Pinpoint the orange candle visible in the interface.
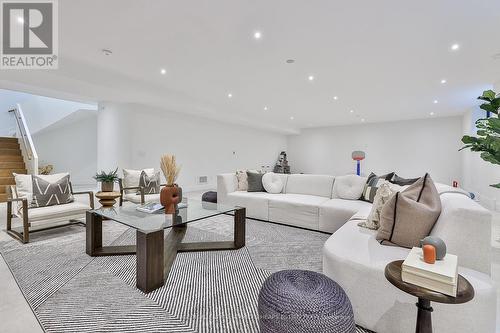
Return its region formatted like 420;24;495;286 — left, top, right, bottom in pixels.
423;245;436;264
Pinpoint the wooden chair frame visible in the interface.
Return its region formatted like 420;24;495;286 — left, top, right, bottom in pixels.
5;183;94;244
118;178;166;206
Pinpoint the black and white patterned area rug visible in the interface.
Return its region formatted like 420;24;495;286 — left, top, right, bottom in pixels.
0;215;371;333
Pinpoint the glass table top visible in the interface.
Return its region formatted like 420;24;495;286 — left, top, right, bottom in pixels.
91;198;238;234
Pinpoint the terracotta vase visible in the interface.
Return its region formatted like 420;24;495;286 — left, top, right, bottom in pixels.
101;181;114;192
160;184;182;214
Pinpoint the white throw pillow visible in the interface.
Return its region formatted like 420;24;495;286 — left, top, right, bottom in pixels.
123;168;155;194
236;170;248;191
360;181;402;229
262;172;284;194
333;174;366;200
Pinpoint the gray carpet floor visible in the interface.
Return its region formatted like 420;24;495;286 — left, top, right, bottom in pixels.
0;215;371;332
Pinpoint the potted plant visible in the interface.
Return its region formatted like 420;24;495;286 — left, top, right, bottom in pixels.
94;168;119;192
461;90;500;187
159;155;182;214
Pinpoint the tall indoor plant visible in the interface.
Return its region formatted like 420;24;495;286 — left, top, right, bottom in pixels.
94;168;119;192
461;90;500;187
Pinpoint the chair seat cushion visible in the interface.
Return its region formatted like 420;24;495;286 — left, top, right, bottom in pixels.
19;201;91;222
124;193;160;204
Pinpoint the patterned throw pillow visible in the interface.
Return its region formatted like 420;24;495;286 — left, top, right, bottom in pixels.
137;171;161;194
236;170;248;191
31;174;73;208
358;181;401;230
360;172;394;203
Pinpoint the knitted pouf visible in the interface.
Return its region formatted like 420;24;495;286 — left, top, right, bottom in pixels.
258;270;355;333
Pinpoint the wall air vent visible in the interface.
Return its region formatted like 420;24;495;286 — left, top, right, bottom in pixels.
198;176;208;184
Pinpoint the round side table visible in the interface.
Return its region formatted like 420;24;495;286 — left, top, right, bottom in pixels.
95;191;121;207
385;260;474;333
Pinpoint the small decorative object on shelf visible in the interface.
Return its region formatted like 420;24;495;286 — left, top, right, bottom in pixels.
38;164;54;175
420;236;447;260
273;151;290;174
422;245;436;264
351;151;365;176
94;168;119;192
160;154;182;214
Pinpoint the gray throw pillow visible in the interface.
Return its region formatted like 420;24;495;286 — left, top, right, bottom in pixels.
360;172;394;203
376;173;442;248
31;175;73;208
247;171;264;192
390;174;419;186
138;171;161;194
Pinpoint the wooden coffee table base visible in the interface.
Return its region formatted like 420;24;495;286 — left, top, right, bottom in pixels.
86;208;246;293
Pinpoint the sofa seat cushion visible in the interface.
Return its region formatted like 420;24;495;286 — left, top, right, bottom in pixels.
268;194;330;230
124;193;160;204
318;199;373;233
323;220;497;333
19;201;91;223
226;191;278;220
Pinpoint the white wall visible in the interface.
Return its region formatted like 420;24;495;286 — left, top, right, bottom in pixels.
0;89;32;136
97;102;287;191
287;116;463;185
33;111;98;186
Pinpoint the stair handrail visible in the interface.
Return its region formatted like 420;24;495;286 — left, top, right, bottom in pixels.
8;104;38;175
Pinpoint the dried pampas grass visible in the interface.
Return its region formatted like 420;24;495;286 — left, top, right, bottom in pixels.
160;154;181;185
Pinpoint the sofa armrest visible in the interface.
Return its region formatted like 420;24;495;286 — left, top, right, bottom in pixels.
217;173;237;204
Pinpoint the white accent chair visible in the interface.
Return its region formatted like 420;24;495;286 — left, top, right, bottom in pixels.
118;168;164;206
6;183;93;243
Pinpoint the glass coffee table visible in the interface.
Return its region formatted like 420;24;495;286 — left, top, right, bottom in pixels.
85;199;245;293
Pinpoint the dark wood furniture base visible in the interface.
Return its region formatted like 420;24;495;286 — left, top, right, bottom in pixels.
86;207;246;293
385;260;474;333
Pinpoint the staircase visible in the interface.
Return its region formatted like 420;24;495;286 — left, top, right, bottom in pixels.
0;137;27;202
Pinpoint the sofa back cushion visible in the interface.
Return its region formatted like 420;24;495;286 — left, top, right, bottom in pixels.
285;174;335;198
332;174;367;200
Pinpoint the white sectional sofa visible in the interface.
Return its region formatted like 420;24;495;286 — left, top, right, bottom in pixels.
217;172;497;333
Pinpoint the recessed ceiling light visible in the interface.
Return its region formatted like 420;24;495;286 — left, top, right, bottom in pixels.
430;112;435;116
433;100;438;104
308;75;314;81
264;106;268;111
286;59;295;64
254;31;262;39
440;79;447;84
333;96;338;100
350;109;354;113
361;118;365;122
160;68;166;75
450;43;460;51
227;93;233;98
290;116;294;120
101;49;112;56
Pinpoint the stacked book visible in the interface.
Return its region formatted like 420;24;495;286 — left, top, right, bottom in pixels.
402;247;458;297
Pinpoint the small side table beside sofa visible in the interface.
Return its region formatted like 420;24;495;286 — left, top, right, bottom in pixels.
385;260;474;333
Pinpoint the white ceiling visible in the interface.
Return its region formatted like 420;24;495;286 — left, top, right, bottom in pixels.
2;0;500;134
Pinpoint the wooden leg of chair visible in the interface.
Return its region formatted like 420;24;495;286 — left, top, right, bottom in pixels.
22;205;29;244
6;201;12;231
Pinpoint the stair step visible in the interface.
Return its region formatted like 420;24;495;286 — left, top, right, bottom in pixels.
0;155;23;162
0;141;20;149
0;193;7;203
0;186;6;193
0;148;22;156
0;137;18;143
0;162;25;169
0;169;26;177
0;177;15;185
